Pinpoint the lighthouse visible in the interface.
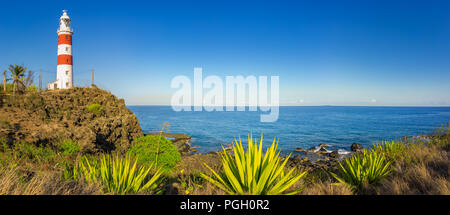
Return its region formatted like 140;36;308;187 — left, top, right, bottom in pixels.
48;10;73;90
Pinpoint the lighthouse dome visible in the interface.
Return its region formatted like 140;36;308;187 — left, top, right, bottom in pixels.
58;10;72;34
60;10;70;19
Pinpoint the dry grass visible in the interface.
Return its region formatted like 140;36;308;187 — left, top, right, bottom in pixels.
165;153;226;195
374;144;449;195
300;180;353;195
188;181;227;195
0;166;103;195
290;167;353;195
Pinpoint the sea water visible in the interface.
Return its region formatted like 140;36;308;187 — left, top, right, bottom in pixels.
128;106;450;153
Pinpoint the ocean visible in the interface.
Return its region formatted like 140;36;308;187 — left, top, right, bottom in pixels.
128;106;450;154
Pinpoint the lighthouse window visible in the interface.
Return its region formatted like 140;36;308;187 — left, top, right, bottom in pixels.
65;47;69;51
66;71;69;75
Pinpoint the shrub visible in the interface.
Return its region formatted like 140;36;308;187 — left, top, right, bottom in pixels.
58;140;81;157
86;103;102;115
74;153;163;194
330;150;391;192
128;135;181;171
200;133;307;195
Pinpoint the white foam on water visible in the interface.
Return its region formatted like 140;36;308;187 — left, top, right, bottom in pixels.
337;149;350;155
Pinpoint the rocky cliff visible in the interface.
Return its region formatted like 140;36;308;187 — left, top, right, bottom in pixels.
0;87;143;153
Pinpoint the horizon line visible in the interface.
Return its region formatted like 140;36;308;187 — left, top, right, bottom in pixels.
125;105;450;108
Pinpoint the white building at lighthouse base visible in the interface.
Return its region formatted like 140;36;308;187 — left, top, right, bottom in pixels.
48;65;73;90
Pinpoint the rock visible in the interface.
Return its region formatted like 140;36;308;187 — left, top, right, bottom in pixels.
287;155;301;167
295;148;305;152
319;144;330;147
176;143;191;154
351;143;363;152
0;87;143;153
306;146;317;153
329;150;341;159
150;132;193;155
317;147;329;154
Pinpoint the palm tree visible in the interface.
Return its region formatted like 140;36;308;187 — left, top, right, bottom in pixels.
8;64;27;96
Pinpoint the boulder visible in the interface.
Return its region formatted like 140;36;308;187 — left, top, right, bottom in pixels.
329;150;341;159
306;146;317;153
317;147;329;154
295;148;305;152
351;143;363;152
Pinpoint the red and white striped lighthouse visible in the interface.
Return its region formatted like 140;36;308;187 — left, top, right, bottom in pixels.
48;10;73;89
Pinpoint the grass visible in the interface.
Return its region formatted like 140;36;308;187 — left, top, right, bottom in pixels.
0;163;102;195
373;143;449;194
58;140;81;157
300;180;353;195
0;142;57;165
200;133;307;195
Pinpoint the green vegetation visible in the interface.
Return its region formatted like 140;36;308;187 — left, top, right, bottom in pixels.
427;126;450;149
128;135;181;171
58;140;81;157
26;85;39;92
201;134;307;195
8;64;26;96
73;153;163;194
330;149;392;192
1;64;38;96
0;142;56;164
86;103;103;115
0;140;82;165
372;140;407;161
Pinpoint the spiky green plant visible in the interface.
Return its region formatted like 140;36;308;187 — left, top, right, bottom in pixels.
75;153;163;194
200;134;307;195
330;150;391;192
372;140;406;160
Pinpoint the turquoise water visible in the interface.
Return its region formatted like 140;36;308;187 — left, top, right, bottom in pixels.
128;106;450;153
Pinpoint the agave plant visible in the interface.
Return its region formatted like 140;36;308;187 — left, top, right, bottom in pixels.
201;133;307;195
330;149;391;192
75;153;163;194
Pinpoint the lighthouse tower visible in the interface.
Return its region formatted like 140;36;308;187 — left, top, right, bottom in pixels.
48;10;73;90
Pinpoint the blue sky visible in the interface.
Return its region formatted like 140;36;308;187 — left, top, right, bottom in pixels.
1;0;449;106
